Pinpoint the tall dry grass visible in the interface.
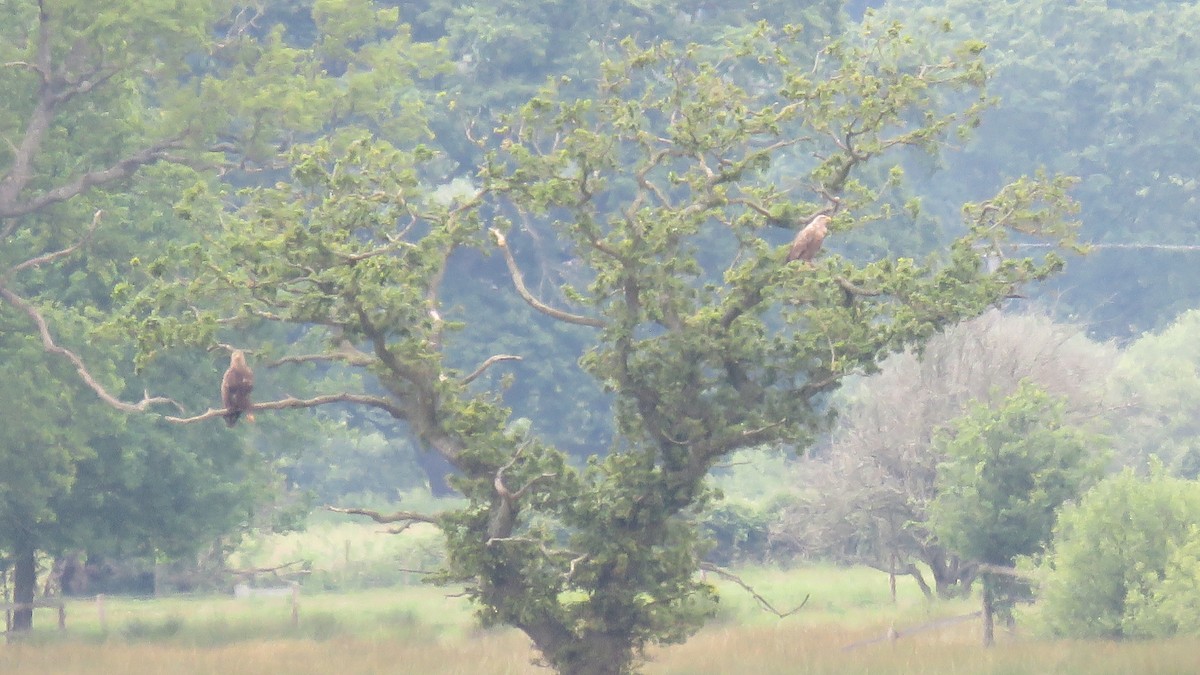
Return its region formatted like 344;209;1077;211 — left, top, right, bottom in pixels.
4;565;1200;674
6;622;1200;675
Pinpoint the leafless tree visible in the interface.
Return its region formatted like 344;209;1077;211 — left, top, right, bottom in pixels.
772;309;1116;598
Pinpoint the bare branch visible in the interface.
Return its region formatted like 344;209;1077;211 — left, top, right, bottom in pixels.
699;562;809;618
164;392;405;424
325;505;440;526
841;611;982;652
490;228;606;328
1004;241;1200;252
0;285;183;413
461;354;522;385
226;559;307;579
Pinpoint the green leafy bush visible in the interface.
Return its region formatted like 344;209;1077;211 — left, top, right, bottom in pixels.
1038;465;1200;638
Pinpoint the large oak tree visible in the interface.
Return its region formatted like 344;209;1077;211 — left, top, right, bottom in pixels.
119;18;1081;671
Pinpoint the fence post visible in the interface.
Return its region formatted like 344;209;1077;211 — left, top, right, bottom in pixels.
96;594;107;632
291;584;300;628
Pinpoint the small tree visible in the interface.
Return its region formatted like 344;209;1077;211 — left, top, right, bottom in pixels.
929;382;1105;645
1039;465;1200;639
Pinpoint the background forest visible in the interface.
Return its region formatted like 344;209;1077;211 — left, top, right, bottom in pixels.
4;0;1200;672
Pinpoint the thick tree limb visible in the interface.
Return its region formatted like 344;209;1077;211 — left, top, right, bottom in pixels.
266;348;374;368
0;285;183;413
490;228;606;328
1;138;185;219
164;392;406;424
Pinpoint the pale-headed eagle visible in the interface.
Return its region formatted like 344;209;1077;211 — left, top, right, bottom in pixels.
221;350;255;427
786;214;831;263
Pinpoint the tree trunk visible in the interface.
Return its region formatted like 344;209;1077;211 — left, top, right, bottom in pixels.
529;623;634;675
545;634;632;675
11;543;37;633
980;574;995;648
889;553;897;604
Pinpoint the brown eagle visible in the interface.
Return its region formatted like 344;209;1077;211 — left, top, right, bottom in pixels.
221;350;255;427
786;214;831;263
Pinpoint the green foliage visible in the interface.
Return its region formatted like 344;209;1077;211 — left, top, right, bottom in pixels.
930;382;1105;567
1110;309;1200;477
697;499;773;566
3;2;1086;671
0;0;444;628
1038;465;1200;639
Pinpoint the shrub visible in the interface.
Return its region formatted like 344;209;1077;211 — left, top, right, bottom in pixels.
1038;465;1200;638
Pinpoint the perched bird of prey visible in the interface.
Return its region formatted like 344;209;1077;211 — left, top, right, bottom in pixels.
786;214;831;263
221;350;255;427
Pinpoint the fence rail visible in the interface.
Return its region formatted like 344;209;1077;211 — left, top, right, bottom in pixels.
2;598;67;633
2;585;301;637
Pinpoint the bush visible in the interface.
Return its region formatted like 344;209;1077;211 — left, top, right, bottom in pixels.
1037;465;1200;638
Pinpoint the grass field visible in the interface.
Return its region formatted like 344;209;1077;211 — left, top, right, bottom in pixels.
3;565;1198;674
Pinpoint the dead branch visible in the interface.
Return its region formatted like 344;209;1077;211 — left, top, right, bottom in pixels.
698;562;809;618
164;392;405;423
490;228;606;328
0;285;184;413
841;611;982;651
461;354;522;385
325;505;440;526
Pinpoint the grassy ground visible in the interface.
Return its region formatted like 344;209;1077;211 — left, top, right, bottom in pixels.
3;565;1198;674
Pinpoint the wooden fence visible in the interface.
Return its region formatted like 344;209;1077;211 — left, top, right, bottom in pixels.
1;584;301;637
1;598;67;634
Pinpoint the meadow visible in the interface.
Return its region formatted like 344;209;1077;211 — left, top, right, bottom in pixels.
4;563;1198;674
